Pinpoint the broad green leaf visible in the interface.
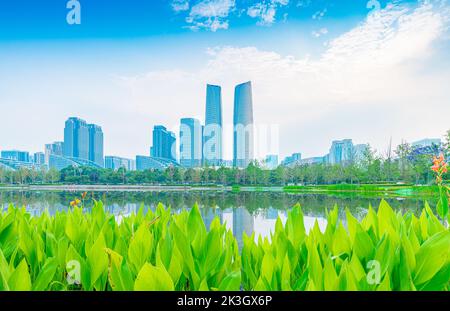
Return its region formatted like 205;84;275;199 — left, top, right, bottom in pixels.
128;223;153;274
376;272;391;291
8;259;31;291
414;230;450;286
32;257;58;291
134;263;174;291
218;271;241;291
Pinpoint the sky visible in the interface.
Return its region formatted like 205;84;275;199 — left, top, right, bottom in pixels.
0;0;449;161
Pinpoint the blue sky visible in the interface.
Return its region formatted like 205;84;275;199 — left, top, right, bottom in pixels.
0;0;449;160
0;0;384;40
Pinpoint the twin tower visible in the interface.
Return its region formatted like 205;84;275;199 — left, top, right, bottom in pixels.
180;81;254;168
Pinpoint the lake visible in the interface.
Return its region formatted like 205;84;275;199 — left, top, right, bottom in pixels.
0;189;436;247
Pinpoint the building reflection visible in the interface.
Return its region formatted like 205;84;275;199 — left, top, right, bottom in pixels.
232;207;254;249
200;205;223;231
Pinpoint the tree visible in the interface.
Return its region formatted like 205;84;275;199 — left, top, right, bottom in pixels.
395;141;412;182
47;168;60;184
444;129;450;157
0;167;6;184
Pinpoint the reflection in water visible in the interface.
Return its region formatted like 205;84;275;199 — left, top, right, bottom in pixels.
233;208;254;249
0;190;434;247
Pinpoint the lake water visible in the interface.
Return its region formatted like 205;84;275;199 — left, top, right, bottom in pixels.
0;190;435;247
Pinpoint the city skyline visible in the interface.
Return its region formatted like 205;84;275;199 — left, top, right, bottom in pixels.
0;1;449;161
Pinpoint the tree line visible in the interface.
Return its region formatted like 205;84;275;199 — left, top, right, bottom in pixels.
1;131;449;186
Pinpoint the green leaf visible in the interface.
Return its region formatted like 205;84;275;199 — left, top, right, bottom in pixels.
281;256;292;291
261;252;275;287
32;257;58;291
87;232;108;289
8;259;31;291
105;248;134;291
376;272;391;291
218;271;241;291
436;186;449;220
128;223;153;274
323;257;338;291
134;263;174;291
353;226;374;261
414;230;450;286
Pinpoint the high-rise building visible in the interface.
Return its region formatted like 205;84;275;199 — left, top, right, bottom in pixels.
105;156;135;171
282;153;302;167
1;150;30;162
180;118;203;168
64;117;89;160
327;139;354;165
33;152;45;165
45;142;64;165
151;125;176;161
88;124;104;167
233;81;254;168
204;84;223;166
63;117;104;166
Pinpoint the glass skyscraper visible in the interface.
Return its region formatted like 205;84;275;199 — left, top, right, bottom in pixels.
64;117;89;160
204;84;223;166
233;81;254;168
328;139;354;165
88;124;104;167
151;125;176;161
63;117;104;167
33;152;45;165
180;118;203;168
45;141;64;165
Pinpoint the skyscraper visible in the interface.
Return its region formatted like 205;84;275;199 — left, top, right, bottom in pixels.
180;118;203;168
328;139;354;165
204;84;223;166
64;117;89;160
88;124;104;167
151;125;176;161
63;117;104;166
33;152;45;165
45;141;64;165
233;81;254;168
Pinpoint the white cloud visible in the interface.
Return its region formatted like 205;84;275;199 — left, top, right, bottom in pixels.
172;0;190;12
121;1;450;159
312;8;327;20
247;0;289;26
312;27;328;37
185;0;236;31
296;0;311;8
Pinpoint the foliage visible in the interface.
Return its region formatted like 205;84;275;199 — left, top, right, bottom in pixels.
0;200;448;291
241;201;449;291
0;202;240;291
0;133;448;187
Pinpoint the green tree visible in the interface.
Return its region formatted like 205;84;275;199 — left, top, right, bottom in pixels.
395;141;412;182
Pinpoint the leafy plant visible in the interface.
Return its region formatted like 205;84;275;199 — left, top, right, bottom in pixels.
241;201;449;291
0;200;448;291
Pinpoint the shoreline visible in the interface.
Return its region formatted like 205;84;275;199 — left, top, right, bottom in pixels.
0;184;436;197
0;184;234;192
